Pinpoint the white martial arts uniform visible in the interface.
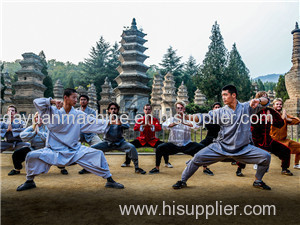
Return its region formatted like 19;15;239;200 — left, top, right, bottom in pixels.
25;97;111;180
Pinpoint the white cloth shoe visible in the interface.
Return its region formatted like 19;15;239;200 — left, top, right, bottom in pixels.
294;164;300;169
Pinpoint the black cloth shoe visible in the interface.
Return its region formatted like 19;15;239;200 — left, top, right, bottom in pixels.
78;169;90;174
60;168;68;175
203;168;214;176
149;168;159;174
17;180;36;191
236;169;244;177
172;180;187;189
105;181;124;189
253;181;271;190
8;169;20;176
135;168;146;174
281;169;293;176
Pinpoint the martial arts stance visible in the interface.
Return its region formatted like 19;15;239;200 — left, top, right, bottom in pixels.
122;104;171;168
251;92;293;176
1;105;29;153
271;98;300;169
149;101;213;175
200;102;246;176
17;88;124;191
91;103;146;175
172;85;272;190
8;112;68;176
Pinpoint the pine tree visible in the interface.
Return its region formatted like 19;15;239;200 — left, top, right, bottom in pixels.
81;36;119;99
256;79;265;91
264;81;276;91
1;63;6;100
39;51;54;98
194;21;228;102
159;46;183;87
67;76;75;89
225;43;253;101
274;74;289;102
182;56;199;101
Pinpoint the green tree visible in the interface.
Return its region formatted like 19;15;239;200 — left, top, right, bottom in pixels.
39;51;54;98
274;74;289;102
146;65;160;88
67;76;75;89
186;103;211;114
1;63;5;101
256;79;265;91
0;60;21;83
47;60;83;88
264;81;276;91
182;56;199;101
159;46;183;88
81;36;120;99
194;21;228;102
225;43;254;101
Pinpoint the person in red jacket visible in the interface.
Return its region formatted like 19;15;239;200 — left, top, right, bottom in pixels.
251;91;293;176
121;104;171;168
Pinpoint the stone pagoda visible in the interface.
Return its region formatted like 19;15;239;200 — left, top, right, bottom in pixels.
53;79;64;101
194;88;206;106
99;77;116;114
150;73;164;117
177;81;189;105
114;18;150;117
284;22;300;136
13;52;46;115
161;72;177;116
88;83;98;111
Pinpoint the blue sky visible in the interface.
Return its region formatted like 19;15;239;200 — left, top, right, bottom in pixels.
1;0;299;78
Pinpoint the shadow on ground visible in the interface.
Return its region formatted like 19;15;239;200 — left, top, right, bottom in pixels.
1;154;299;225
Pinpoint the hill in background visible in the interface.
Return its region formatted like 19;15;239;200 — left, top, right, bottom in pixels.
253;73;281;83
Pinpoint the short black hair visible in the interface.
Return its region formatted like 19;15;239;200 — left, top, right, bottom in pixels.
212;102;222;109
64;88;77;97
79;94;89;102
144;104;152;109
222;85;238;97
107;102;120;111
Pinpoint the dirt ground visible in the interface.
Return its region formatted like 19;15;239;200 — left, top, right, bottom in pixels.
1;153;299;225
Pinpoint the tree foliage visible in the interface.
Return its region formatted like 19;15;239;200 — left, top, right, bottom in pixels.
67;76;75;89
81;36;120;99
186;102;211;114
182;56;199;101
159;46;183;88
263;81;276;91
274;74;289;102
256;79;265;91
1;63;5;101
39;51;54;98
194;21;228;102
225;43;254;101
47;60;84;89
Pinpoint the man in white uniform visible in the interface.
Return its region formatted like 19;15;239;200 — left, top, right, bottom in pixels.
17;88;124;191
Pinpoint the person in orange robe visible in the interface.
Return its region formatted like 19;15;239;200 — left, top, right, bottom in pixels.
270;98;300;169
